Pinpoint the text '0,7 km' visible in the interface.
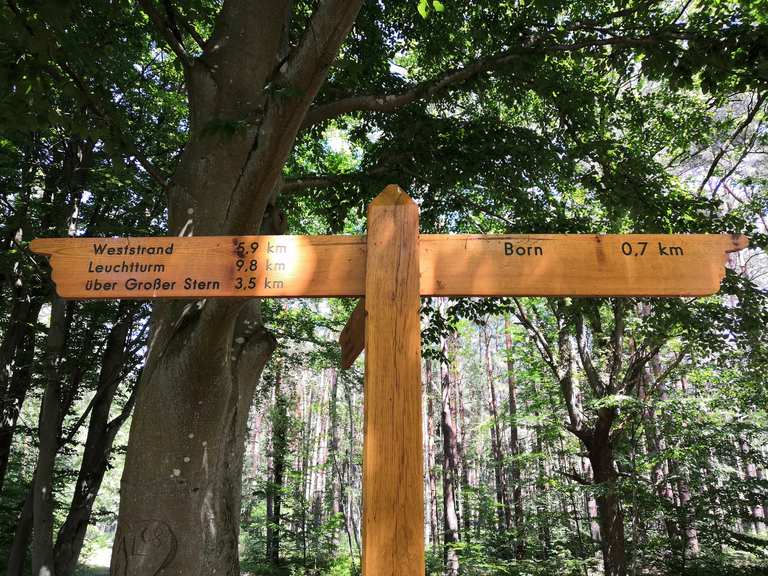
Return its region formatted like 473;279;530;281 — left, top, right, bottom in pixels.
30;233;748;300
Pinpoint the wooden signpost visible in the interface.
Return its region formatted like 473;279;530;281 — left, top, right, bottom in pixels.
31;185;748;576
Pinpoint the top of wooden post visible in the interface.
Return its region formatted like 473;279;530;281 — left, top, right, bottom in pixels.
369;184;416;207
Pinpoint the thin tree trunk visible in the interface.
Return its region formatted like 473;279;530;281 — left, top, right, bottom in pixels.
300;383;315;563
587;410;626;576
673;473;701;556
32;296;69;576
739;435;766;534
559;436;587;562
504;315;525;558
266;364;288;565
441;333;460;576
587;490;602;543
343;373;362;559
482;324;510;532
455;359;472;544
656;366;700;558
326;368;341;547
6;480;34;576
638;370;679;553
0;138;48;489
534;418;551;559
425;357;440;549
756;465;768;536
0;308;38;491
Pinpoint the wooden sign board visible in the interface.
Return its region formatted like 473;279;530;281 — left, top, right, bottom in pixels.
29;184;749;576
31;233;747;300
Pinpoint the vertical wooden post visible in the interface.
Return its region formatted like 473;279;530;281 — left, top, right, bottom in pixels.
363;185;424;576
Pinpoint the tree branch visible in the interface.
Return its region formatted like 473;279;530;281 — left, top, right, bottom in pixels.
511;297;559;378
136;0;191;67
608;299;625;392
302;32;690;129
223;0;364;233
698;91;767;192
620;342;665;396
284;0;364;95
644;348;688;393
555;306;585;435
711;122;762;196
557;468;593;486
575;313;603;395
281;165;393;194
169;2;207;51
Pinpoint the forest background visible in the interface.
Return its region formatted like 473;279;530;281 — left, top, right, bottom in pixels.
0;1;767;575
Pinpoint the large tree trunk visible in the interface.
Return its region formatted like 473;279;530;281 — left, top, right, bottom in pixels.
111;3;361;574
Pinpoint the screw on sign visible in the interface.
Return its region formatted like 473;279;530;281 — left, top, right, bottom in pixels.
31;185;748;576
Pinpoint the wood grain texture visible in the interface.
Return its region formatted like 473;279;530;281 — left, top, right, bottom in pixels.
31;234;747;299
362;186;424;576
339;298;365;369
419;233;748;297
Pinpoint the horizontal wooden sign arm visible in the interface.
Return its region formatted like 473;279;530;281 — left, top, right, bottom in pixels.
31;233;748;300
30;235;366;299
421;233;748;297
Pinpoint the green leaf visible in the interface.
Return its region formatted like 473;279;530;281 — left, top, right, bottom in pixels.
432;0;445;11
417;0;429;18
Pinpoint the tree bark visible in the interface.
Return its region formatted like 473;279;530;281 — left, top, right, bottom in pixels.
534;416;551;559
342;374;362;559
656;364;700;557
638;369;679;554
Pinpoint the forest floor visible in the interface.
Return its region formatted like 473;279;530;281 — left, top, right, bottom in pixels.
73;545;111;575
